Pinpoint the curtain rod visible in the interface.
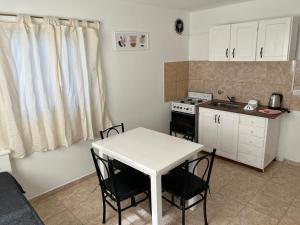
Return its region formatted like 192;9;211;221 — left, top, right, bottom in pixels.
0;13;99;24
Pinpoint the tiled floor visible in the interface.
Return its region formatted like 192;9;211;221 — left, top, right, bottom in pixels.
31;158;300;225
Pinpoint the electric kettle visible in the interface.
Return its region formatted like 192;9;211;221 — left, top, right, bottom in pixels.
268;93;283;109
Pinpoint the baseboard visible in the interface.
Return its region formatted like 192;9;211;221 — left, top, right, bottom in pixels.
29;171;96;202
283;159;300;167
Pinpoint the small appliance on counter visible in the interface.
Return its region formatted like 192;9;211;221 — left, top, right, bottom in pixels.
268;93;283;109
244;100;258;111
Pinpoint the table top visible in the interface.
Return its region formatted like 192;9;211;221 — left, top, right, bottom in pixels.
92;127;204;176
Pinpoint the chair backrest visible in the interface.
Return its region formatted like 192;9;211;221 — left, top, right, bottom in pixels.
100;123;125;139
182;149;216;197
90;148;120;200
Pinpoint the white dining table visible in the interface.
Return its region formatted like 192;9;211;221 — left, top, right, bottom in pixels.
92;127;204;225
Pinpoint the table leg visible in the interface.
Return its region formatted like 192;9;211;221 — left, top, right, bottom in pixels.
150;174;163;225
97;149;108;179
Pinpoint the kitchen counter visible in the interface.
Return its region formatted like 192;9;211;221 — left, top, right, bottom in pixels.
198;100;283;119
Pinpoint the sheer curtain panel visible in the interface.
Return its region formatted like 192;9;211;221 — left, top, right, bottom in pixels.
0;16;111;158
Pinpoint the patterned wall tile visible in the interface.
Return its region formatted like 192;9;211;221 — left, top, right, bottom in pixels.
165;60;300;111
164;62;189;102
187;61;300;111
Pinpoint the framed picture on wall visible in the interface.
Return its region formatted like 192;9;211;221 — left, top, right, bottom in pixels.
114;31;149;51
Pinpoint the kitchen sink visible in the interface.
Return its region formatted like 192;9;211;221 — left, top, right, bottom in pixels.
209;102;241;109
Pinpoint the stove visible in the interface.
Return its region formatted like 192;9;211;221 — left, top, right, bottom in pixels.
170;92;213;142
171;92;213;114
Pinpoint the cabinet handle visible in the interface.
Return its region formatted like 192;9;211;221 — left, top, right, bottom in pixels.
226;48;229;58
214;114;217;123
232;48;235;58
260;47;263;58
218;115;221;124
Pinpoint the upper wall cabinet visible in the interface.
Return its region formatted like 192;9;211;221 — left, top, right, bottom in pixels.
230;22;258;61
256;17;298;61
209;25;231;61
209;16;299;62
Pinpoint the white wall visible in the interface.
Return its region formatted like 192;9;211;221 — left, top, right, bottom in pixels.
0;0;189;198
189;0;300;163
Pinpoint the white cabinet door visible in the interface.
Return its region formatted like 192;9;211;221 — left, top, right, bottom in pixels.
256;17;294;61
217;112;239;160
209;25;231;61
230;22;258;61
198;109;219;152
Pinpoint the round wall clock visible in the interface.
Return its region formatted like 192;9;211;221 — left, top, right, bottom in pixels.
175;19;184;35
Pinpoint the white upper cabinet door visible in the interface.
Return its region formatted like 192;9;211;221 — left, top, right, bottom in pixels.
198;109;219;152
257;17;298;61
216;112;239;160
230;22;258;61
209;25;231;61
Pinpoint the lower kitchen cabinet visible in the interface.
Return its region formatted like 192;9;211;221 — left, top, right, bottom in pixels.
198;108;239;160
198;108;281;170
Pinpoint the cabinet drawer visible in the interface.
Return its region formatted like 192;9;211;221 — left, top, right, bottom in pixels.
239;134;265;148
238;152;262;168
239;125;265;138
239;115;266;128
238;143;263;157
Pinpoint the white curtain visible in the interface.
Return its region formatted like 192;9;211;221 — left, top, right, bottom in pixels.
0;15;111;158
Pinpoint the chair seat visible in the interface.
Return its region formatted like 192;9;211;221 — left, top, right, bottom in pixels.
112;159;131;171
162;168;208;200
104;169;150;201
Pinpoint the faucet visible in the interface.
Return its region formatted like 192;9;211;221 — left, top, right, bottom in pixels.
227;96;236;102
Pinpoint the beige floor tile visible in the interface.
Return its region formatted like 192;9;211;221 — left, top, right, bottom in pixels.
31;195;66;221
55;176;99;209
249;193;290;219
292;192;300;209
209;173;232;193
31;158;300;225
259;180;300;203
279;206;300;225
208;193;245;217
218;180;260;204
280;163;300;177
44;210;83;225
70;194;102;224
230;207;279;225
271;172;300;188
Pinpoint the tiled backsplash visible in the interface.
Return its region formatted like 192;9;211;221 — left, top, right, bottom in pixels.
164;61;300;111
164;61;189;102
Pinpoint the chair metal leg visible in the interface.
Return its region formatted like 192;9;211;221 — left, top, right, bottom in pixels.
148;190;152;213
203;190;208;225
117;202;122;225
131;196;137;207
182;199;186;225
102;196;106;224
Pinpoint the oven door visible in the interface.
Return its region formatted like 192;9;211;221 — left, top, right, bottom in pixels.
170;111;196;141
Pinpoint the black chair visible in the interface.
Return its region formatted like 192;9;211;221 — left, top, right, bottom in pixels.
100;123;131;171
91;148;151;225
162;149;216;225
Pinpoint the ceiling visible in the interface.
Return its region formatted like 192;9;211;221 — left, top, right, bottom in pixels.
120;0;255;11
